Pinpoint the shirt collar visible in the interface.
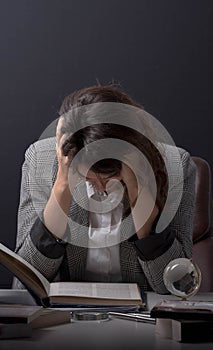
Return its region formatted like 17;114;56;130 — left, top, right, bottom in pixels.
86;181;106;198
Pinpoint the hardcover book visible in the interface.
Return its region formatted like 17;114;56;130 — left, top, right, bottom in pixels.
0;243;143;307
0;304;42;323
31;308;71;328
151;299;213;321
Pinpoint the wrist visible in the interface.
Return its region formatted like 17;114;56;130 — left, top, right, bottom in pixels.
136;205;159;239
127;185;142;207
55;167;70;187
54;177;71;197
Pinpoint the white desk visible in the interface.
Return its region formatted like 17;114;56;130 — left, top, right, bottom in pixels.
0;290;213;350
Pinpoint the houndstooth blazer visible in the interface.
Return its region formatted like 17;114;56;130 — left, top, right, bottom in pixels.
13;137;196;294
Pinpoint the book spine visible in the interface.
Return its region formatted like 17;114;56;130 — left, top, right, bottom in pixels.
22;285;49;307
151;309;213;321
41;297;51;308
18;283;51;308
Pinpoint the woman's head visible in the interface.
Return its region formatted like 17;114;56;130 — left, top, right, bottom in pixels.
57;85;168;211
57;85;144;170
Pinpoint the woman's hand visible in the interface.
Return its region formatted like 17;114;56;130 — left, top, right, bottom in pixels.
56;134;76;187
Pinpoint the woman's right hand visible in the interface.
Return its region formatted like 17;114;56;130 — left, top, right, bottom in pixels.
56;134;76;187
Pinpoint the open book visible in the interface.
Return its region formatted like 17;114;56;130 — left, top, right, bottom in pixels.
0;243;143;307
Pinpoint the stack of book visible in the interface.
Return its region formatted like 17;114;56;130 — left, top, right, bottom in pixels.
151;299;213;342
0;304;71;339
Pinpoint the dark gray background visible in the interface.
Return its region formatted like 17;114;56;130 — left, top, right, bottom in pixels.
0;0;212;287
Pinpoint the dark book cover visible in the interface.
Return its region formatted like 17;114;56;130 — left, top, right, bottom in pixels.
151;300;213;321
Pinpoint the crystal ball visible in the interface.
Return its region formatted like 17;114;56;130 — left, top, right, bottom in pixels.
163;258;201;298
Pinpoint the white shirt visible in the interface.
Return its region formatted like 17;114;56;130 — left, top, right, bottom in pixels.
85;181;123;282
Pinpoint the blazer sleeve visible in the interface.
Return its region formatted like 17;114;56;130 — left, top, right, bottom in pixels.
13;143;65;286
135;150;196;294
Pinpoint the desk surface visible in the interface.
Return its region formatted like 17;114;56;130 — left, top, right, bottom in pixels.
0;290;213;350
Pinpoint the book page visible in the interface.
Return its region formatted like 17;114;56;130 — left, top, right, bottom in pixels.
49;282;141;300
0;243;50;296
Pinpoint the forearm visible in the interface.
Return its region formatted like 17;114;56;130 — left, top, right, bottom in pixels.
138;236;186;294
127;185;159;239
15;230;65;282
128;225;191;294
130;150;196;293
43;177;72;239
16;186;66;282
121;162;159;238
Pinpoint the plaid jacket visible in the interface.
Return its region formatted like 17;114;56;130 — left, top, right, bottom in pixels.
13;137;196;293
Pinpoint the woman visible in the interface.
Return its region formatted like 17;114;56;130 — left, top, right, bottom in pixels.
13;85;196;293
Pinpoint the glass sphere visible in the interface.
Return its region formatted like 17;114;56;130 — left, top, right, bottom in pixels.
163;258;201;298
